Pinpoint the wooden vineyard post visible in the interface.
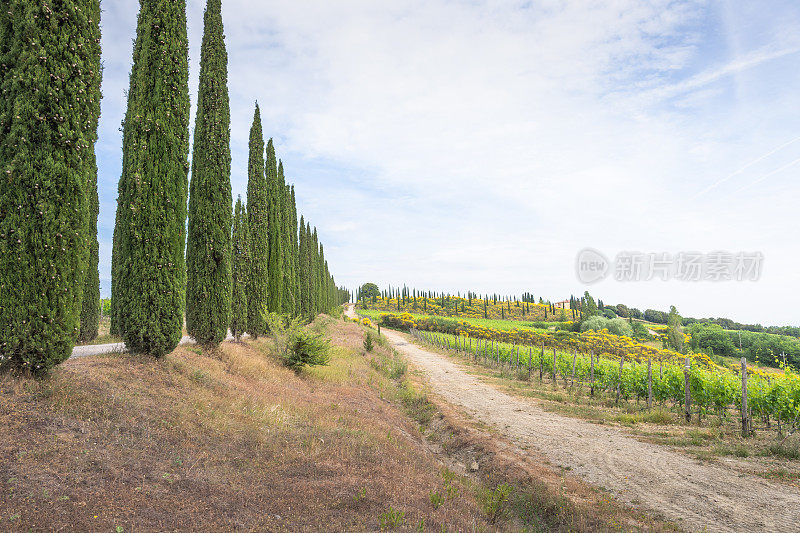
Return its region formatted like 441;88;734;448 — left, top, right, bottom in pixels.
590;351;595;396
571;351;577;388
647;358;653;409
378;325;381;336
741;357;750;437
615;355;624;404
539;342;544;381
552;347;557;386
684;356;692;423
528;347;533;380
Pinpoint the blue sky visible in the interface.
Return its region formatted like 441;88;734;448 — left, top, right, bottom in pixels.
97;1;800;326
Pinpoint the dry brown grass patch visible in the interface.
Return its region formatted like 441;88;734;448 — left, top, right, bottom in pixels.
0;321;493;532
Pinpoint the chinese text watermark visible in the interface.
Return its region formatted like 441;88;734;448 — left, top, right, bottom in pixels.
576;249;763;284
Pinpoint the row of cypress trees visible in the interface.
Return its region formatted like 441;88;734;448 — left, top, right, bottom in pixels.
0;1;103;373
1;0;345;373
110;0;343;353
240;105;341;340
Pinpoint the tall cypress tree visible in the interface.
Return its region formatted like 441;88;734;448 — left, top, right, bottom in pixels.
246;105;268;337
288;186;299;315
78;144;101;343
112;0;191;357
186;0;232;347
298;216;308;318
0;1;102;372
279;165;294;314
230;196;249;340
311;228;320;315
265;140;282;313
306;222;315;317
317;239;323;313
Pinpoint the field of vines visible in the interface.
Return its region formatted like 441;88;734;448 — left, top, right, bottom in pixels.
376;313;800;437
359;295;576;322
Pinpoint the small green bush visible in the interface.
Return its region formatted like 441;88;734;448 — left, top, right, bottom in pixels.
363;332;375;352
478;482;513;524
264;311;331;373
378;506;405;530
580;316;633;337
428;490;444;509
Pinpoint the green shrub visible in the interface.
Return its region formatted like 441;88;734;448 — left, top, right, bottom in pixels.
428;490;444;509
378;506;405;530
580;316;633;337
363;332;375;352
478;482;513;523
264;312;330;373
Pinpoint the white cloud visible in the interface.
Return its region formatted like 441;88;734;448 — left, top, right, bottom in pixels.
95;0;800;326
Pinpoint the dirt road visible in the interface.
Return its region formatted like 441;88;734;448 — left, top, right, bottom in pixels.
70;333;246;359
348;306;800;532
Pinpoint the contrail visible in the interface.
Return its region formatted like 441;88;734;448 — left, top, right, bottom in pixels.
692;135;800;199
731;155;800;195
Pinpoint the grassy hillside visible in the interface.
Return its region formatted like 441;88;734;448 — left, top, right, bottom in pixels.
0;319;482;531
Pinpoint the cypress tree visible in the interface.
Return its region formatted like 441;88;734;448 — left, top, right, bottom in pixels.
298;216;309;318
230;196;249;340
112;0;191;357
0;1;102;372
78;145;100;343
288;186;299;315
246;104;268;338
266;140;282;313
279;171;294;314
305;221;313;316
185;0;232;347
312;228;320;315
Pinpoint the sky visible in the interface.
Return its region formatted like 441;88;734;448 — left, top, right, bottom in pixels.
96;0;800;327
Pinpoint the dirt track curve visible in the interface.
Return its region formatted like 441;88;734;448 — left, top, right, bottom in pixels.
347;306;800;532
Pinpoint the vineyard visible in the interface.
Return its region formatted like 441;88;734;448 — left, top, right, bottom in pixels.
373;312;800;437
358;294;578;322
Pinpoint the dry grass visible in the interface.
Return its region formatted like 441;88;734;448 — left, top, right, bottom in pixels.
0;317;488;532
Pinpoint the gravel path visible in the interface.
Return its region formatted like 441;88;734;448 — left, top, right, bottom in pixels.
349;306;800;532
